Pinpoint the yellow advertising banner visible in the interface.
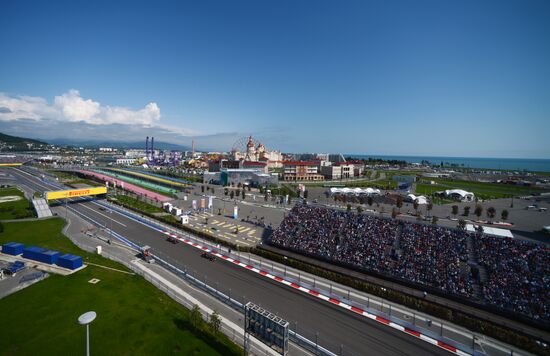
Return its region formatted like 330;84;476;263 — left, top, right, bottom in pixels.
45;187;107;200
0;163;23;167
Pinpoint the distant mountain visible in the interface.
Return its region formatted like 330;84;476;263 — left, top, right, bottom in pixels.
0;132;49;151
47;138;191;151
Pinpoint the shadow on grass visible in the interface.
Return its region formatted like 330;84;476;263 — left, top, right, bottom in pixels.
173;317;240;356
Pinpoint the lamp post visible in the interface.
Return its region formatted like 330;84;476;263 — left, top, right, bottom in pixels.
78;311;97;356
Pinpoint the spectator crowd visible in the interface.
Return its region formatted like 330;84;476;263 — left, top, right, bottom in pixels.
477;236;549;322
270;204;549;322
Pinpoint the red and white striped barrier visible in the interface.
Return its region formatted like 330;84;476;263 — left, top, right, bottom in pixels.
160;230;470;356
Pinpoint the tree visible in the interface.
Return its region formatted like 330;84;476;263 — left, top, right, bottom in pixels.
357;206;363;213
451;205;459;217
463;206;470;216
501;209;509;221
230;190;234;199
241;189;245;200
347;204;352;211
367;196;373;207
413;201;419;214
458;219;467;230
288;195;292;204
303;190;309;200
236;189;241;197
474;205;483;218
487;207;496;221
431;216;438;225
201;185;205;193
396;196;403;211
209;311;221;334
190;305;202;327
224;188;228;196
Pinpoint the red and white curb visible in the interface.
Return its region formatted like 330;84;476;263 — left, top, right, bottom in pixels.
160;230;471;356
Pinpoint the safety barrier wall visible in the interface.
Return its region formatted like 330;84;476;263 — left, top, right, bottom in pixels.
67;203;336;356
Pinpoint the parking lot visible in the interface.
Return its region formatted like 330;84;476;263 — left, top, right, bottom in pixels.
0;259;48;299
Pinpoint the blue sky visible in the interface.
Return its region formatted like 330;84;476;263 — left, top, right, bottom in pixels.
1;0;549;157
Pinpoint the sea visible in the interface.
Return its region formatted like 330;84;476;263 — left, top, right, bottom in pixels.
346;155;550;173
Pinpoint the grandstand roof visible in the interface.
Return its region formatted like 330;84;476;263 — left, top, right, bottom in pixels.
466;224;513;238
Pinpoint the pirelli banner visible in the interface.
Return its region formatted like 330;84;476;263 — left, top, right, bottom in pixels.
45;187;107;201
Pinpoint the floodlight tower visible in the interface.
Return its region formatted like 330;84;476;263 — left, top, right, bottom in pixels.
78;311;97;356
145;136;149;161
151;136;155;162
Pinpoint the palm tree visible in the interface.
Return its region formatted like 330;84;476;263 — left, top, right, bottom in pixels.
367;196;373;207
474;205;483;219
451;205;459;217
501;209;509;221
487;207;496;221
396;196;403;212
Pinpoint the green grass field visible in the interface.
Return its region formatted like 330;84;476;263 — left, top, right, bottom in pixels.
48;170;103;188
110;195;164;214
416;178;547;200
0;219;240;355
0;187;34;219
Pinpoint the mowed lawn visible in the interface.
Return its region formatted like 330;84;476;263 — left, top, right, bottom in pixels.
0;187;34;219
0;219;240;356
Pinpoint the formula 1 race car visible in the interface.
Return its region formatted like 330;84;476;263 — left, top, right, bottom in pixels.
200;252;215;261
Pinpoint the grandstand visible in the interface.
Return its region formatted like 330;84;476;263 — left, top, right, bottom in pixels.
269;204;550;323
106;168;191;187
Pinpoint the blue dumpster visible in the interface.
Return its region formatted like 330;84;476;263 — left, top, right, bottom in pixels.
56;254;83;270
2;242;24;256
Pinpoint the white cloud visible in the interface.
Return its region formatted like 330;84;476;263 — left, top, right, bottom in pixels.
0;93;57;120
54;89;101;122
0;89;161;126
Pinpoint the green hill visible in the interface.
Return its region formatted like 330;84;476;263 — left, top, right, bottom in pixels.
0;132;49;151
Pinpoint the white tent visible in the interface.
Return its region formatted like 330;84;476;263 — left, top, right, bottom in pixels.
406;193;428;204
329;187;381;196
443;189;475;202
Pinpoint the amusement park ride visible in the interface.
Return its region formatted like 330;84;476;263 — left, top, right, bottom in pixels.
144;136;183;167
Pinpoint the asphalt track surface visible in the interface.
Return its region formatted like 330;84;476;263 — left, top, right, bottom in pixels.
10;168;448;356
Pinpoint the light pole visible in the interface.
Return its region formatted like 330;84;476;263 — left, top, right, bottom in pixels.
78;311;97;356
